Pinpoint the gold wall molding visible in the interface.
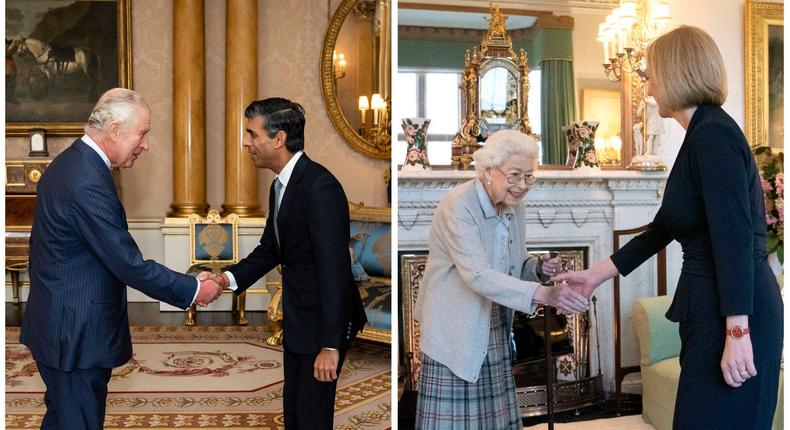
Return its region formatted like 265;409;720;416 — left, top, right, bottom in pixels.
744;1;783;150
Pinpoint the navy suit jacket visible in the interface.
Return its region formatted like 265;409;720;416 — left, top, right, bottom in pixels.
228;154;367;353
20;139;197;371
611;105;780;322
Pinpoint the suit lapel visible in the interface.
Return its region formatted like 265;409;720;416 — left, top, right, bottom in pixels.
276;154;310;248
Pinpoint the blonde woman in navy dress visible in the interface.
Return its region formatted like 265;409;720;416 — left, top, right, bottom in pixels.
414;130;590;429
553;26;783;429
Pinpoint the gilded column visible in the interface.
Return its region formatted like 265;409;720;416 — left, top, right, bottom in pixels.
169;0;209;217
221;0;263;217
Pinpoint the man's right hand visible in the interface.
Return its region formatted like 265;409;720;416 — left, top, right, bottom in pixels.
195;277;223;307
197;271;229;289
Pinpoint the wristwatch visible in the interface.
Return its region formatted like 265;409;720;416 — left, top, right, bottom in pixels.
726;325;750;339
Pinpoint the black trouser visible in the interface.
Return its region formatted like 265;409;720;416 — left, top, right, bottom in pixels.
282;347;348;429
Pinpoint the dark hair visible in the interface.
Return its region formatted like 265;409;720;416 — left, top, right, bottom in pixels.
244;98;306;152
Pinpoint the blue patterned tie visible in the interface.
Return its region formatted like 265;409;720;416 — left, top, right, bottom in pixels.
273;178;283;246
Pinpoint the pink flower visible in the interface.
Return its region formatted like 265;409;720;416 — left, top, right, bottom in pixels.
407;135;414;145
776;173;783;194
776;198;783;222
760;173;773;192
405;124;416;137
767;214;778;225
578;127;590;139
586;151;597;163
407;149;419;162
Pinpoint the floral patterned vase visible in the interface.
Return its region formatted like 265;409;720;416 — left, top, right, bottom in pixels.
402;117;431;171
563;121;600;170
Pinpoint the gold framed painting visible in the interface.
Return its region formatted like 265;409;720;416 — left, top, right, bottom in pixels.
745;1;783;150
5;0;133;136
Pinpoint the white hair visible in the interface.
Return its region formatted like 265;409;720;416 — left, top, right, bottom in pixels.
473;130;540;178
85;88;149;132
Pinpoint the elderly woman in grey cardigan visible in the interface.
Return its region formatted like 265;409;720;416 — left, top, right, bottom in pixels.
414;130;589;429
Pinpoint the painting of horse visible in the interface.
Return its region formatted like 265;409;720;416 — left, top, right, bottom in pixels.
5;0;130;134
12;37;100;100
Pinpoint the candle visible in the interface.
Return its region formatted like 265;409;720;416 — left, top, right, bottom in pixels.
358;96;369;125
371;93;385;126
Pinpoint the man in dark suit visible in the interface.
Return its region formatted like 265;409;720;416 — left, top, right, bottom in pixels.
205;97;367;429
20;88;223;430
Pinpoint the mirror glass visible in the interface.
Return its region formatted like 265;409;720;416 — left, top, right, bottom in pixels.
479;66;518;137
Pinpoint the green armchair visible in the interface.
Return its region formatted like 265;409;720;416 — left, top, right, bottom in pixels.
632;296;783;430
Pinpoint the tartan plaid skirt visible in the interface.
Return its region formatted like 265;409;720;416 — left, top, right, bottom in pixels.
415;303;521;429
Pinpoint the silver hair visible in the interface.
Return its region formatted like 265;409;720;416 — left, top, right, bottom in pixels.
85;88;149;132
473;129;540;178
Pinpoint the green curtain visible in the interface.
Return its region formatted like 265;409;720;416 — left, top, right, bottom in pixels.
540;59;576;165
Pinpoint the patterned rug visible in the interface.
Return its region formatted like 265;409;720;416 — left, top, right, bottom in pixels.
6;326;391;429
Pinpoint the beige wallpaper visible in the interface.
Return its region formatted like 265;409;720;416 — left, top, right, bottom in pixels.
6;0;390;218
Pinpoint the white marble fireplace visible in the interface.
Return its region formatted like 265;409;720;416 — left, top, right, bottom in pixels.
399;169;681;393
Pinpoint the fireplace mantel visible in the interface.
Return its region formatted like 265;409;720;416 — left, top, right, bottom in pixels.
398;168;676;392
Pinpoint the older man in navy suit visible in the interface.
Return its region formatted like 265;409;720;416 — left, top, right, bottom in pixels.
20;88;224;430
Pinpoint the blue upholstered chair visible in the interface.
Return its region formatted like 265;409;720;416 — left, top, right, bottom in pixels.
348;201;391;344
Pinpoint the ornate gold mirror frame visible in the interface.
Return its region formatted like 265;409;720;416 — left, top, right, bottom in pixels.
320;0;391;160
452;6;532;169
745;0;783;151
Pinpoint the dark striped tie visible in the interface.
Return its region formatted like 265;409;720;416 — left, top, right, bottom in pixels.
273;178;283;246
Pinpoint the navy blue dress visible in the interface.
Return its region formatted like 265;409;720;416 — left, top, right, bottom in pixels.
611;105;783;429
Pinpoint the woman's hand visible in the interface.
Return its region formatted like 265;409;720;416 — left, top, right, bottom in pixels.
539;254;563;280
550;257;619;300
550;270;599;300
534;284;589;314
721;316;757;388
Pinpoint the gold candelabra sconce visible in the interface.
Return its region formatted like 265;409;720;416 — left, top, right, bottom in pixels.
332;50;347;80
358;93;391;153
598;0;670;83
599;0;670;171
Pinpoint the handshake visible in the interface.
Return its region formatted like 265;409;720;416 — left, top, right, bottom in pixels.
194;271;231;307
535;255;597;315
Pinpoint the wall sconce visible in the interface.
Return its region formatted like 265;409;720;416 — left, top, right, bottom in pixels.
358;93;390;148
599;0;671;83
332;50;346;80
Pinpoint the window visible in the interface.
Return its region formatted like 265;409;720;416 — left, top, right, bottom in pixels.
396;71;460;166
396;69;542;166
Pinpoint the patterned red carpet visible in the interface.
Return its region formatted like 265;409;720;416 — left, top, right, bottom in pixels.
6;326;391;429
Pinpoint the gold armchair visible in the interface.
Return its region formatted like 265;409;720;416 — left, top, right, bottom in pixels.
184;210;246;326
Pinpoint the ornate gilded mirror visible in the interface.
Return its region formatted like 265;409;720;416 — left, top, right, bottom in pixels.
453;6;532;169
321;0;391;160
